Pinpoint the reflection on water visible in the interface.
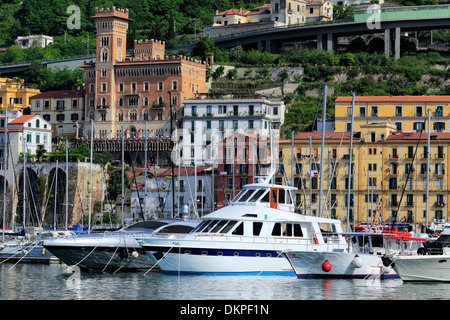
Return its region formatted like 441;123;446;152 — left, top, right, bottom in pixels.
1;264;450;300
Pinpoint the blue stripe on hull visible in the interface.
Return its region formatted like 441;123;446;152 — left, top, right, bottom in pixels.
296;273;400;279
162;270;297;276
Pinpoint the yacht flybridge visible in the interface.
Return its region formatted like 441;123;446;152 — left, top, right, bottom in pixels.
136;171;348;275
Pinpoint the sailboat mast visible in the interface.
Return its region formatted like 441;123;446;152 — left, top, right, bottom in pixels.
144;122;148;221
346;92;355;232
65;139;68;229
2;112;7;242
121;125;124;227
23;138;26;231
88;120;93;233
425;109;431;230
54;160;58;230
318;84;327;217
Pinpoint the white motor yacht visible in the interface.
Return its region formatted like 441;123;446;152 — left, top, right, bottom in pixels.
382;229;450;282
283;230;427;279
42;218;199;271
136;171;351;276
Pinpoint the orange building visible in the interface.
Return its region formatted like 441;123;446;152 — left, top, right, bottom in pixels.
82;6;207;140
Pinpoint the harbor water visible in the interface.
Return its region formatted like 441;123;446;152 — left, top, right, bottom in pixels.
2;263;450;302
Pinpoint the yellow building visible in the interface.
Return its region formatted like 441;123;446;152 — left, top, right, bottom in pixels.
0;77;41;113
306;0;333;22
279;120;449;233
334;96;450;133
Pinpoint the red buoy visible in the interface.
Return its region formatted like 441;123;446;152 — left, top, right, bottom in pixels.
322;260;332;272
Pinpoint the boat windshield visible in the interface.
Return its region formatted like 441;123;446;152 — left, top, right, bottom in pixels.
123;221;169;232
238;189;257;202
436;234;450;246
248;189;267;202
192;220;239;235
232;189;248;202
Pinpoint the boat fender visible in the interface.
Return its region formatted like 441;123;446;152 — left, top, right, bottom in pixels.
131;251;139;259
314;237;319;245
352;255;363;268
119;249;129;259
42;248;46;255
381;266;391;274
322;260;332;272
22;249;29;255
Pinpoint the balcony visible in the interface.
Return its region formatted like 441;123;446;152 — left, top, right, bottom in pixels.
389;153;400;160
96;105;109;111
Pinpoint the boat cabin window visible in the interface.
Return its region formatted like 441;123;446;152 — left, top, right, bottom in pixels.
192;220;208;233
220;220;237;234
272;223;303;237
232;222;244;235
211;220;227;233
261;191;270;202
253;222;263;236
233;189;248;202
238;189;256;202
248;189;266;202
158;225;195;234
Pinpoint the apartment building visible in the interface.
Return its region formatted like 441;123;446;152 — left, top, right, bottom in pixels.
306;0;333;22
278;119;450;233
180;98;284;166
0;77;41;113
82;7;207;140
205;0;307;38
334;96;450;133
29;89;85;139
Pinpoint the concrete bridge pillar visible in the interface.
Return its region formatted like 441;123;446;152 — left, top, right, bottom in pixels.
394;27;401;60
316;33;323;50
384;27;401;59
384;29;390;57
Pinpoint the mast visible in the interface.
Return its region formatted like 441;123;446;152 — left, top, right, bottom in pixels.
53;160;58;230
168;91;175;219
144;122;148;220
121;125;124;227
88;120;93;234
23;137;26;231
346;92;355;232
65;139;68;229
425;109;431;230
291;130;294;187
2;112;7;242
318;84;327;217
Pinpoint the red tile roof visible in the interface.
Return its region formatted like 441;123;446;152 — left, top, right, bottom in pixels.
8;115;37;124
387;132;450;141
216;8;249;16
293;132;356;140
336;96;450;103
30;89;84;99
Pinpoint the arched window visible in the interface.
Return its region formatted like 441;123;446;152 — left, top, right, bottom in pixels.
118;98;123;107
130;109;138;121
143;96;149;107
118;110;124;122
101;97;107;106
101;48;109;62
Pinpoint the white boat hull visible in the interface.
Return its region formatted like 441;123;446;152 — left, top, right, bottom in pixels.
391;255;450;282
43;234;155;271
139;236;339;276
283;251;397;279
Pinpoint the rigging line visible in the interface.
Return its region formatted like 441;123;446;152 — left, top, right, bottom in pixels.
25;144;43;228
102;236;123;273
6;240;41;271
70;231;109;268
143;245;175;276
392;119;426;229
128;152;145;222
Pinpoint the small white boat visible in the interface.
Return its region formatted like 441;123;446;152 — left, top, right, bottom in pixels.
136;171;353;276
0;230;77;264
283;230;427;279
42;218;199;271
382;229;450;282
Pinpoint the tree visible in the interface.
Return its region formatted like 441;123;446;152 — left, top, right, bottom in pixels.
108;170;130;202
192;36;215;60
